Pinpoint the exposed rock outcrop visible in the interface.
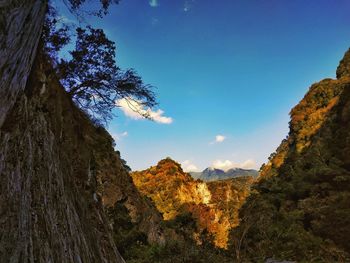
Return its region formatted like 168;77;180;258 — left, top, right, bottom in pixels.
0;56;125;262
0;0;46;127
0;52;165;261
131;158;254;248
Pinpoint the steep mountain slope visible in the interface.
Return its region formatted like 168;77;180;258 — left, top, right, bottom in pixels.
230;49;350;262
0;51;166;261
0;55;123;262
191;167;258;181
131;158;254;248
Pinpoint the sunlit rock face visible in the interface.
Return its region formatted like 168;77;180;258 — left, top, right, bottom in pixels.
260;63;348;179
196;182;212;204
131;158;254;248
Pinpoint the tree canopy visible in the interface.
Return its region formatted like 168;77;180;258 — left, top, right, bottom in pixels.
63;0;119;16
43;1;157;125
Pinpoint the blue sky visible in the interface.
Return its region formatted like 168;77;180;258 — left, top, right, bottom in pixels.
56;0;350;171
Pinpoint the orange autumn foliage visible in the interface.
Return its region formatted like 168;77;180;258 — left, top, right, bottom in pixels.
131;158;254;248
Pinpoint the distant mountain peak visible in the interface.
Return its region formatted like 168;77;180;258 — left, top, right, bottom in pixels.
191;167;258;182
131;158;255;248
205;167;225;173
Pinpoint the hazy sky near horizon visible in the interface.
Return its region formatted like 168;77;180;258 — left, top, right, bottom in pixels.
56;0;350;171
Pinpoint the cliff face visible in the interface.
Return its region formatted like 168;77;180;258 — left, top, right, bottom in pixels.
231;49;350;262
94;141;165;246
0;54;164;262
131;158;254;248
260;73;346;179
0;57;124;262
0;0;46;127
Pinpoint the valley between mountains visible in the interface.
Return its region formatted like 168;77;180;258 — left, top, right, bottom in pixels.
1;2;350;262
131;158;255;249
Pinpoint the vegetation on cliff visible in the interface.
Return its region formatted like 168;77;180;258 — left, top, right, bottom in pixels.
2;1;350;262
0;1;158;262
131;158;254;249
230;49;350;262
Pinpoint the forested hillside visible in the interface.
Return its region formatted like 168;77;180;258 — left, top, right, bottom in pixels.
131;158;254;249
230;49;350;262
2;1;350;262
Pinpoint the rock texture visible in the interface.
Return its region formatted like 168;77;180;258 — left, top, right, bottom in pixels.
96;148;165;245
0;49;168;261
0;0;46;127
0;55;127;262
131;158;254;248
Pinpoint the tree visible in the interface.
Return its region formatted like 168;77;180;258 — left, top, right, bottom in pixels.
55;26;156;124
42;2;157;125
0;0;118;128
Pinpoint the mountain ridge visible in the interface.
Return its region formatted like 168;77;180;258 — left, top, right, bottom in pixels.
131;158;255;248
230;48;350;262
191;167;258;182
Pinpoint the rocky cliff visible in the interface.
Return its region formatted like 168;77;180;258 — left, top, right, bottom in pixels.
0;54;123;262
0;51;165;261
230;49;350;262
131;158;254;248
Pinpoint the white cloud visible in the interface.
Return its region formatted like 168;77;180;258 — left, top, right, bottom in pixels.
211;159;256;171
240;159;256;169
215;135;226;143
210;134;226;144
117;98;173;124
149;0;158;7
182;160;199;172
212;160;233;171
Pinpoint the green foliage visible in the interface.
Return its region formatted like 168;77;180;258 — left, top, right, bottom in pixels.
123;227;232;263
229;65;350;262
107;201;148;256
163;212;197;236
107;203;233;262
